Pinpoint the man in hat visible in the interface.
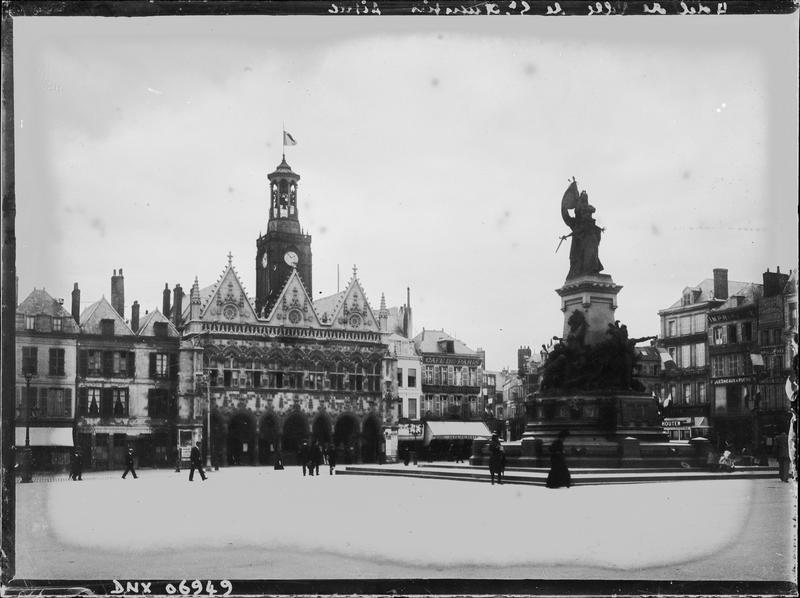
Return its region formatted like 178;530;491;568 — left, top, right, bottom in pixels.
122;447;138;479
189;441;207;481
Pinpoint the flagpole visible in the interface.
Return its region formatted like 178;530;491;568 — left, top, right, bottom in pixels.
282;122;285;160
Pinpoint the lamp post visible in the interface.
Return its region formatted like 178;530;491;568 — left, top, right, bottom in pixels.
203;372;213;470
21;368;34;483
409;421;423;465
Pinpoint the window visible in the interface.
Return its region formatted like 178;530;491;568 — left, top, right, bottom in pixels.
223;370;232;387
86;388;101;416
679;316;691;335
683;383;692;405
695;343;706;368
43;388;72;417
25;316;35;330
424;366;433;385
727;324;737;344
693;314;706;332
713;327;725;345
668;347;677;364
741;322;752;342
153;322;168;337
113;352;130;376
21;346;38;375
397;368;403;387
680;345;691;369
112;388;129;417
698;383;707;404
52;318;63;332
100;319;115;337
151;353;169;378
447;366;454;385
408;368;417;388
433;366;441;385
789;303;798;329
87;351;102;376
408;398;417;420
667;320;676;337
48;348;65;376
454;367;462;386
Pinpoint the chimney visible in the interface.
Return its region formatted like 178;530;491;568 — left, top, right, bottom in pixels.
71;283;81;323
173;284;183;327
403;286;413;338
131;300;140;333
713;268;728;300
762;266;790;298
111;268;125;319
163;283;171;317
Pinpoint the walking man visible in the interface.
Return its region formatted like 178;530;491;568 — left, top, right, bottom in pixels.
189;442;207;481
70;448;83;481
776;431;791;482
122;447;138;479
328;442;337;475
299;441;310;476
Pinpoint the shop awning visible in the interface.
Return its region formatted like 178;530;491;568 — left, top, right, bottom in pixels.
15;427;74;447
422;421;491;446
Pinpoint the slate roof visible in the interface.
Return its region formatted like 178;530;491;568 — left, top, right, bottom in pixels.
17;288;81;333
137;309;180;338
413;329;477;355
313;291;346;325
80;297;134;336
663;278;752;310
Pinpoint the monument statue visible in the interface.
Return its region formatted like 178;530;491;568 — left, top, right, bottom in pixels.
559;179;604;280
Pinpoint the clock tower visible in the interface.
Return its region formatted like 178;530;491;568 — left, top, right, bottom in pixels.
255;155;313;317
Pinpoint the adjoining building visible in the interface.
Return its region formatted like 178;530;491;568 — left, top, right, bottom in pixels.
15;287;80;470
414;329;486;459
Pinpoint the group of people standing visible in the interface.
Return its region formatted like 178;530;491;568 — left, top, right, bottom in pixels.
298;440;337;476
486;430;572;488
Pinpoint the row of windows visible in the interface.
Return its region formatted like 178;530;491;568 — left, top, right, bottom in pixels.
664;382;708;406
397;368;417;388
422;365;479;387
15;386;72;418
665;314;707;338
206;368;381;393
711;322;753;345
24;314;66;332
21;347;66;376
78;387;130;417
710;354;754;378
420;393;485;417
666;343;707;369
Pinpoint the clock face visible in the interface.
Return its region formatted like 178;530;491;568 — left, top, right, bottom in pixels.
261;252;268;269
284;251;299;267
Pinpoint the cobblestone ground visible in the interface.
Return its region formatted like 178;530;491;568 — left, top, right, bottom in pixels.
12;466;797;580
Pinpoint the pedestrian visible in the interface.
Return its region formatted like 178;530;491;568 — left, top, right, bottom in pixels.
402;445;410;466
189;442;207;481
73;448;83;481
121;447;138;479
328;442;337;475
273;450;284;470
488;434;505;485
309;441;322;476
299;441;310;476
775;431;791;482
447;442;455;462
718;448;735;472
546;430;571;489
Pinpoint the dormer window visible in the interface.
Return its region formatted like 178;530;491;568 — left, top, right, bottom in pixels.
100;319;114;337
153;322;167;338
52;317;63;332
25;316;35;330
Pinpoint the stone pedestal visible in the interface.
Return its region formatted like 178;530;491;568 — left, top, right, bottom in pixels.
557;274;622;347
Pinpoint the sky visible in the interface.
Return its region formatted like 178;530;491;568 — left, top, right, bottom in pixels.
12;14;799;371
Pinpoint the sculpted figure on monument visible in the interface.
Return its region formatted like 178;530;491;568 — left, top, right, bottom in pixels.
560;179;604;280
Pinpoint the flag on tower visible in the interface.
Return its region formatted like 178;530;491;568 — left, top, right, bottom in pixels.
283;131;297;146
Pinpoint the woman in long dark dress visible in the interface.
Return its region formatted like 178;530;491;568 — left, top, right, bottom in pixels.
546;430;571;488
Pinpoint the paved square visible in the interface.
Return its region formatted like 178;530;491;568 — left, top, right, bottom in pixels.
14;467;797;580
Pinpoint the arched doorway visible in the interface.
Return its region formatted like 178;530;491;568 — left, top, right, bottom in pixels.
334;414;359;464
258;413;279;465
282;411;309;465
312;414;332;446
361;415;381;464
228;412;256;466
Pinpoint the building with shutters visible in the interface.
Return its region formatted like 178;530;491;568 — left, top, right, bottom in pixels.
73;270;181;470
15;288;79;471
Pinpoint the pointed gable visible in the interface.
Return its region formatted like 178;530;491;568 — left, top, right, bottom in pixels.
80;297;134;336
326;275;380;332
136;310;180;338
200;261;259;324
17;288;81;333
264;269;321;327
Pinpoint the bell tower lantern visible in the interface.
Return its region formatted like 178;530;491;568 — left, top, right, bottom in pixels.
255;155;313;317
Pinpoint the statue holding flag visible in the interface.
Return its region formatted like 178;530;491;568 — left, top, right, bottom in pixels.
559;178;604;280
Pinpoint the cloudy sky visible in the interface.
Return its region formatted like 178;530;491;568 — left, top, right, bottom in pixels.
12;15;798;370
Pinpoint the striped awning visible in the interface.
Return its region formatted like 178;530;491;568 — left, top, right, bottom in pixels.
423;421;491;446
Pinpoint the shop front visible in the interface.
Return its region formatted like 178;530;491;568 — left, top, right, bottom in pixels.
15;426;74;472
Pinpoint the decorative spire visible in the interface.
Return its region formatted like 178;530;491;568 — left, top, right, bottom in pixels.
191;276;201;305
352;264;358;279
227;251;233;267
379;293;387;312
